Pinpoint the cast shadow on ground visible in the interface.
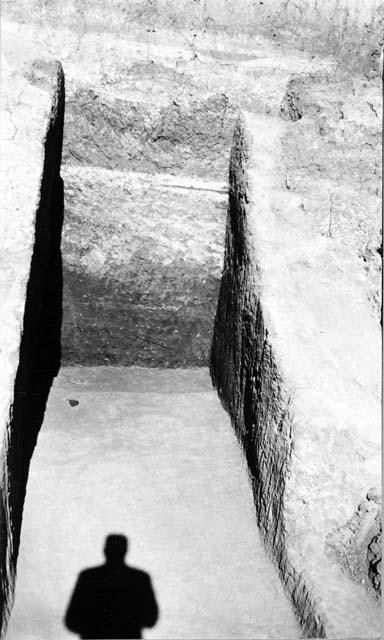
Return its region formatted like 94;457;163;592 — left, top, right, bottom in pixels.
64;534;159;639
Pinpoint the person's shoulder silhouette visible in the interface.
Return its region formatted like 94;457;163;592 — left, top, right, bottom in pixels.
64;534;159;639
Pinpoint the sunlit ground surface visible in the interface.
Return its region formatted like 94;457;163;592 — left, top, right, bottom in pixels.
7;367;300;640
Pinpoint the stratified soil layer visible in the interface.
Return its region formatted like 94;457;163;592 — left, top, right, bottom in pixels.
3;6;380;366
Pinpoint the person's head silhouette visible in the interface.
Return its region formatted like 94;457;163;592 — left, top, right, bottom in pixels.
104;534;128;566
65;533;159;638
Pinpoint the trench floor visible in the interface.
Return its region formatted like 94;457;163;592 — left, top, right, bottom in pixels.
7;367;300;640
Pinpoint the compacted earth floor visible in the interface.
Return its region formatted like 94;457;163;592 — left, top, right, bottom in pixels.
7;367;300;639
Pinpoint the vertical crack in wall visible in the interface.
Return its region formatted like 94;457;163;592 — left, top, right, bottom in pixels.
210;118;326;638
0;63;65;636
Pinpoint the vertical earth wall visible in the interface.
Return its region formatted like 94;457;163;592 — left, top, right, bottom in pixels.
0;62;65;635
210;115;381;638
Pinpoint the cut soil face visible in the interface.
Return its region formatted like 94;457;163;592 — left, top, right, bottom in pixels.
61;168;227;367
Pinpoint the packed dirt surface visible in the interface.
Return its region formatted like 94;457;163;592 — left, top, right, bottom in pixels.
6;368;300;640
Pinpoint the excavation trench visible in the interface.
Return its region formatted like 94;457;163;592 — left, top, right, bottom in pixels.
6;89;301;640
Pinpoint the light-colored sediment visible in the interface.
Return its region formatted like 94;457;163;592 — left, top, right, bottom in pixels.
0;51;65;633
210;112;381;637
7;367;301;640
1;2;382;636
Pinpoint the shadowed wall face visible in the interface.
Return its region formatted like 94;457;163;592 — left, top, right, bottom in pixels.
210;121;326;639
60;91;233;367
0;64;65;634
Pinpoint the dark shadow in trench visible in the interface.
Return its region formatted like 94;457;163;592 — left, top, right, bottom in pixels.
64;534;159;640
62;264;221;367
1;67;65;631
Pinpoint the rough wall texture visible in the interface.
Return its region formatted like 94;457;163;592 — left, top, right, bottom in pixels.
0;61;64;634
326;489;382;601
3;3;381;367
61;169;227;366
60;86;233;365
21;48;236;367
210;115;381;638
279;72;382;323
210;120;325;638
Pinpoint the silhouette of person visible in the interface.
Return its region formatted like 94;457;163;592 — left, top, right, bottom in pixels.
64;534;159;639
